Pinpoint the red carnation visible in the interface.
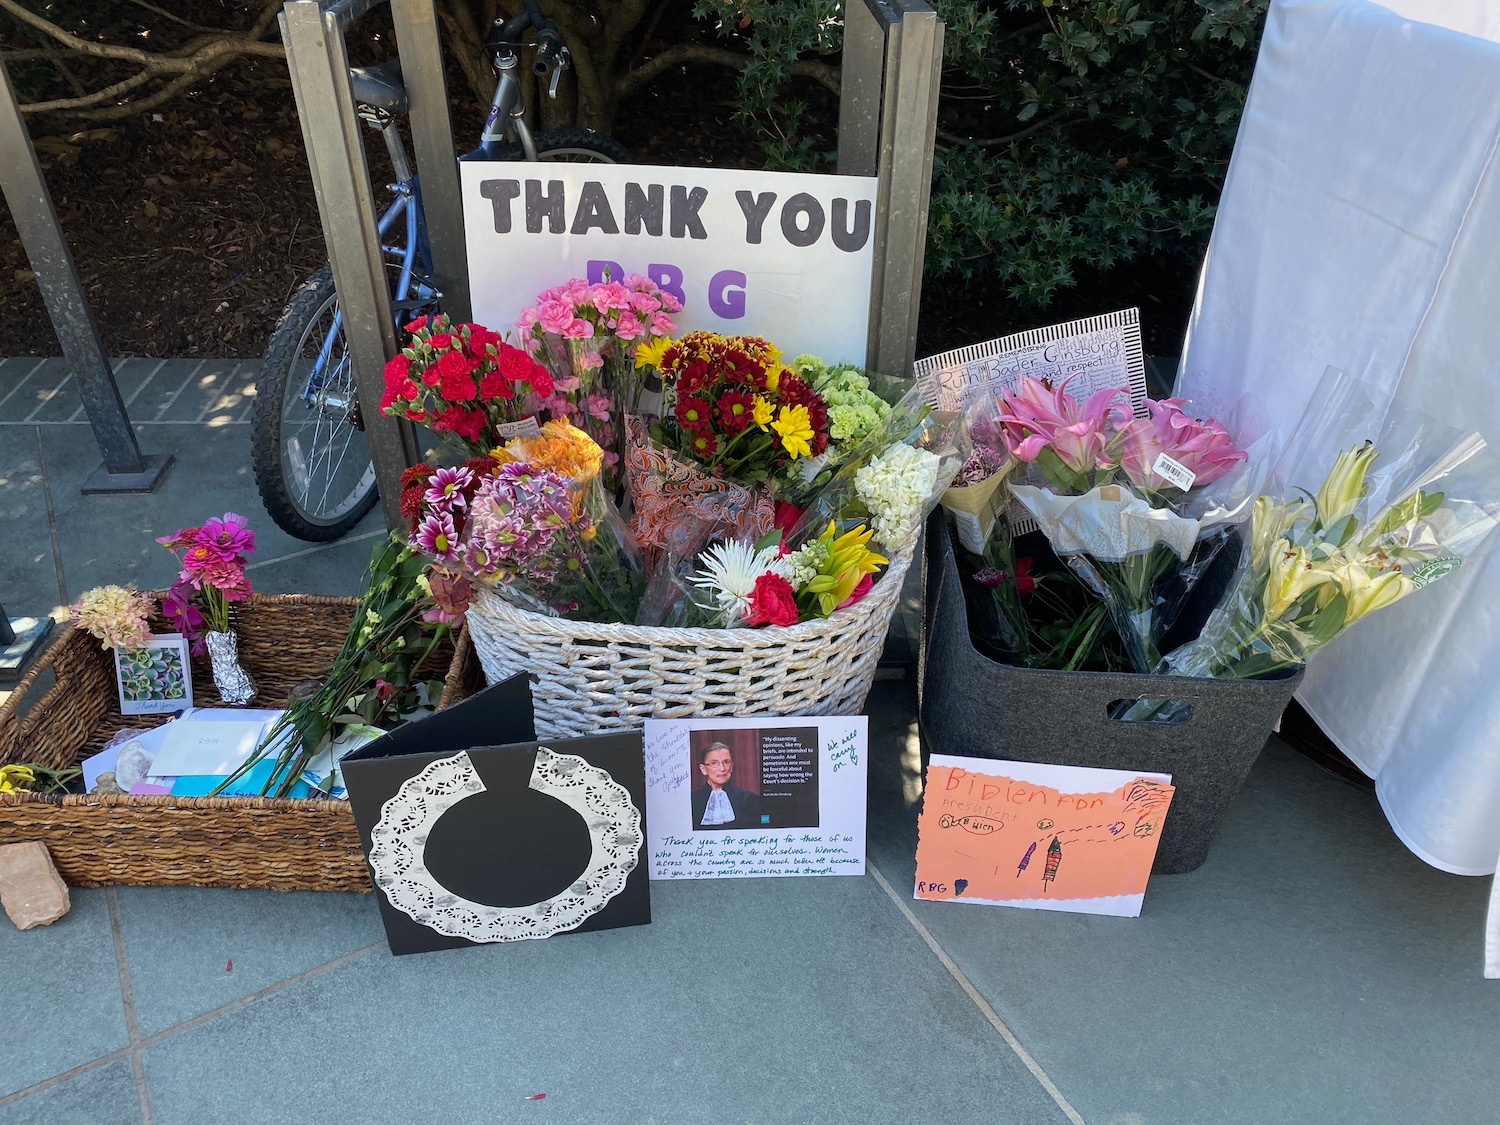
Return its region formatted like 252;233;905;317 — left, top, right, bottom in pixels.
428;332;453;351
526;360;553;398
403;315;428;333
1014;557;1036;595
496;346;533;382
453;409;487;442
745;572;799;627
440;367;477;403
479;371;515;400
419;362;441;388
383;352;410;388
436;349;473;379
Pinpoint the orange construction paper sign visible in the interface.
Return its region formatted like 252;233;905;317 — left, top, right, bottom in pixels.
914;757;1175;915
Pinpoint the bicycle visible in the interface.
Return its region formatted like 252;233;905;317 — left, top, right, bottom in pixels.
252;0;629;542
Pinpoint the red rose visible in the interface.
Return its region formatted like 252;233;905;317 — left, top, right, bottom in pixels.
745;573;799;627
773;500;803;535
1014;557;1036;595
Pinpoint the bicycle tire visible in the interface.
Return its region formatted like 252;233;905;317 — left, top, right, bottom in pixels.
495;126;632;164
251;266;380;542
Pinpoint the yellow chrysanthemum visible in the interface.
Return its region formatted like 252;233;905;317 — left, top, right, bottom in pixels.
490;446;520;467
635;334;671;371
772;404;814;459
751;396;775;430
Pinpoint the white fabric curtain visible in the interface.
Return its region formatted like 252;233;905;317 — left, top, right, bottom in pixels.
1171;0;1500;974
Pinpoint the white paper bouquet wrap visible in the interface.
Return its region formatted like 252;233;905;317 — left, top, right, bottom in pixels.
1008;483;1243;563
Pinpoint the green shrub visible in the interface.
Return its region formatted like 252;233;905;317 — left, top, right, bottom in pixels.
696;0;1270;304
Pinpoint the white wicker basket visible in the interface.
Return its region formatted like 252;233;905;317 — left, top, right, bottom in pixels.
464;537;916;737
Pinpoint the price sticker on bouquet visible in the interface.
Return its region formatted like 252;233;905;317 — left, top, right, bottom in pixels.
1151;453;1197;491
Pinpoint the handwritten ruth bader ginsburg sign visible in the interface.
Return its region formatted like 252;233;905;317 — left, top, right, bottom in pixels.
914;755;1175;917
460;163;877;362
643;715;867;879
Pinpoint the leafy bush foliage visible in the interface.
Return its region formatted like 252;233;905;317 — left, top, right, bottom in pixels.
696;0;1270;304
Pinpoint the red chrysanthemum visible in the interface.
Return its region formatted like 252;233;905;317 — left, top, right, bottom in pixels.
717;390;755;432
677;396;713;432
688;430;718;458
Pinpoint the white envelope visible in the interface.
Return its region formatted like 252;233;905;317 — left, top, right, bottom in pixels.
148;717;274;777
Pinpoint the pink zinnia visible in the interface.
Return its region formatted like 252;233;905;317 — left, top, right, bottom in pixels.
197;512;255;560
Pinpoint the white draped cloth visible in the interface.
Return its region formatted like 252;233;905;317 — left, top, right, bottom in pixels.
1173;0;1500;974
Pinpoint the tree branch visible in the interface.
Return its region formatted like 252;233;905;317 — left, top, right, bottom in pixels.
0;0;282;66
617;43;840;100
937;111;1066;148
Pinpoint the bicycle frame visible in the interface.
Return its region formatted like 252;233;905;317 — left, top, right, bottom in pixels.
299;121;440;407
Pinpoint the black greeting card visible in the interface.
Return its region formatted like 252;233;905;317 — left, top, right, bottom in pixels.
344;676;651;955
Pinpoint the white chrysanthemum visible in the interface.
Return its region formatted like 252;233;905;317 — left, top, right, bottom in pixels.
691;539;782;625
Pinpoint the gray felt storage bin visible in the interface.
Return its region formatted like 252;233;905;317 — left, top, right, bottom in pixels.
918;513;1303;874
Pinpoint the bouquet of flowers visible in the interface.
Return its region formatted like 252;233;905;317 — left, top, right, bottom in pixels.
214;533;458;797
155;513;259;703
997;375;1251;672
1156;374;1500;686
402;419;643;623
68;585;154;651
515;273;681;485
380;313;555;453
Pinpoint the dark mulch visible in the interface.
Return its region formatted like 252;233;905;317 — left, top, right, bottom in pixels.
0;11;1196;361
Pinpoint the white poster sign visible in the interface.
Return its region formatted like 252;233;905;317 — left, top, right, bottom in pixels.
643;715;867;879
460;163;877;363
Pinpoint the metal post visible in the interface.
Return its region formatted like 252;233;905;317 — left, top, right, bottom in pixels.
281;0;419;529
390;0;471;323
0;60;172;493
837;0;889;178
838;0;943;378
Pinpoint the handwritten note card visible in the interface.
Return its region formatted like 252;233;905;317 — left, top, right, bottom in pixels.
914;755;1175;917
644;715;867;879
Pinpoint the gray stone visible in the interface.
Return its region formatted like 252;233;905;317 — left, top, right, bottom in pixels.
0;842;70;930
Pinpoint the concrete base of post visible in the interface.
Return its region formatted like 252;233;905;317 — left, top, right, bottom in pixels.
79;453;175;495
0;616;52;684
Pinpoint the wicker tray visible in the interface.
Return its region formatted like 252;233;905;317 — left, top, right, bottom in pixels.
0;594;460;892
461;536;917;738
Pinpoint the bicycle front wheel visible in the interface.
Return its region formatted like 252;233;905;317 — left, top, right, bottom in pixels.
251;266;380;542
496;127;632;164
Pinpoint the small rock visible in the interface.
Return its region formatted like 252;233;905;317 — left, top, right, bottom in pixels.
0;842;71;930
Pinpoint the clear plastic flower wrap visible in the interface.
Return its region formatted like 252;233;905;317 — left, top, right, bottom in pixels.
403;421;645;624
783;382;970;556
998;374;1263;672
1155;368;1500;685
939;392;1014;554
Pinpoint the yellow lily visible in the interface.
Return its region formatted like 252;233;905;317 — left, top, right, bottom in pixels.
1263;543;1338;620
1332;561;1414;623
0;764;37;793
1250;497;1313;574
1314;442;1378;537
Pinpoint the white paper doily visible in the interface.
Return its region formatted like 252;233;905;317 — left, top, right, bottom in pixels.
367;747;642;942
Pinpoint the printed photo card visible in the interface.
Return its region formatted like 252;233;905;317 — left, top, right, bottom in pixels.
644;715;867;879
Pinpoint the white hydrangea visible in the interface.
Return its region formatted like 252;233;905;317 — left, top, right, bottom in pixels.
854;443;943;548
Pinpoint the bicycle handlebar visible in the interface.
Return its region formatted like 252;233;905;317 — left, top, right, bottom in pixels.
533;27;562;76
